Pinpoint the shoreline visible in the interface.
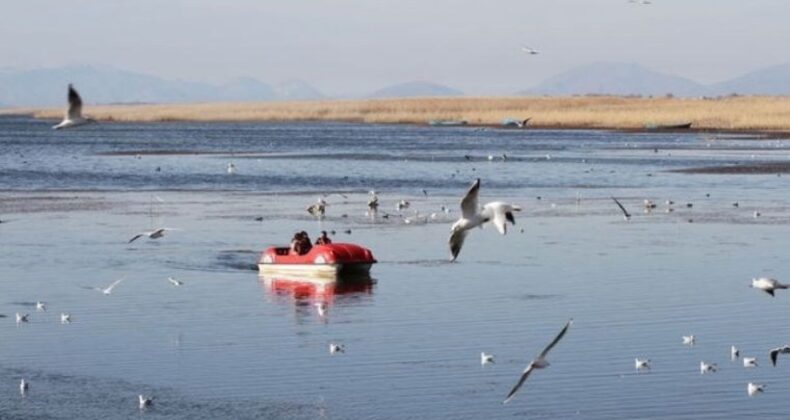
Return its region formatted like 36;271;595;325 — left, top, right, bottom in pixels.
4;95;790;136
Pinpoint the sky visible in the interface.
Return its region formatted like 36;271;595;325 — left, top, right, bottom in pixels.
2;0;789;95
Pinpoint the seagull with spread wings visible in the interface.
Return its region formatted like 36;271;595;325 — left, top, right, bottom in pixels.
503;319;573;404
53;84;94;130
449;179;522;261
521;46;540;55
128;228;173;243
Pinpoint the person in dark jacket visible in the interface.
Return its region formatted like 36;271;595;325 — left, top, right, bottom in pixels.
315;231;332;245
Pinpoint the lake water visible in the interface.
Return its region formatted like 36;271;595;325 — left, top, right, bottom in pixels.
2;115;790;419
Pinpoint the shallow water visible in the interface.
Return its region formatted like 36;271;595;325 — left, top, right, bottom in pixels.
2;116;790;419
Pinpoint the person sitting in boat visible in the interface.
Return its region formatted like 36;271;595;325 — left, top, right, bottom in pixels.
315;231;332;245
290;231;304;255
298;231;313;255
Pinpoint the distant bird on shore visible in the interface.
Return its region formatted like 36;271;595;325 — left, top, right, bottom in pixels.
750;277;789;297
611;197;631;221
769;345;790;366
521;46;540;55
481;352;495;366
503;319;572;404
128;228;173;243
95;277;125;295
53;84;95;130
449;179;522;261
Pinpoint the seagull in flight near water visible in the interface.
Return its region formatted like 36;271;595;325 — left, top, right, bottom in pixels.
449;179;522;261
128;228;173;243
53;84;95;130
503;319;573;404
750;277;789;297
94;277;125;295
521;46;540;55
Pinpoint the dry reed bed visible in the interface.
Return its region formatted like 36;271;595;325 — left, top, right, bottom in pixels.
9;96;790;132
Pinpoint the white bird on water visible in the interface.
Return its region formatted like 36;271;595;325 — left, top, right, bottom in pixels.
128;228;173;243
769;345;790;366
635;358;651;371
449;179;522;261
139;394;153;410
36;301;46;312
227;162;237;175
700;361;717;374
682;335;695;346
16;313;29;324
61;313;71;324
329;343;345;354
315;302;327;317
503;319;572;404
167;277;184;287
750;277;789;297
95;277;125;295
481;352;495;366
20;379;28;396
52;84;95;130
743;357;758;368
748;382;764;396
731;345;740;360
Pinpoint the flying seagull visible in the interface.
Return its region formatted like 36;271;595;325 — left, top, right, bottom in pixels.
682;335;695;346
611;197;631;221
53;84;94;130
15;313;29;324
731;345;740;360
748;382;764;396
750;277;789;297
307;198;327;218
769;345;790;366
700;361;717;374
449;179;522;261
635;358;650;371
743;357;758;368
329;343;345;354
481;352;495;366
128;228;172;243
20;379;28;396
95;277;125;295
61;313;71;324
503;319;573;404
167;277;184;287
521;46;540;55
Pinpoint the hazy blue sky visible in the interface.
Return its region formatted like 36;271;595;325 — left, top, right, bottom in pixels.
2;0;788;95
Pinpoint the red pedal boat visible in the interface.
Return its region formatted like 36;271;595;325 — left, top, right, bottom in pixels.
258;243;377;279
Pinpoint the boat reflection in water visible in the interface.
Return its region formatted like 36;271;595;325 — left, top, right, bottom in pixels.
259;272;376;321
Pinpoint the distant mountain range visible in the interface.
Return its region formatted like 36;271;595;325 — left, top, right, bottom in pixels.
523;62;790;97
0;65;326;107
2;61;790;107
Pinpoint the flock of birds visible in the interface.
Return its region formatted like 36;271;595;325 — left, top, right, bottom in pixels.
12;83;789;409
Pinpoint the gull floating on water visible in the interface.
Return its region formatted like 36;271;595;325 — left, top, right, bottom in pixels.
167;277;184;287
396;200;410;211
315;302;327;317
227;162;237;175
611;197;631;221
743;357;757;368
329;343;345;354
449;179;522;261
769;345;790;366
503;319;572;404
307;198;327;218
53;84;94;130
95;277;125;295
750;277;788;297
128;228;173;243
682;335;695;346
747;382;764;396
61;313;71;324
16;313;29;324
139;394;153;410
731;345;740;360
700;361;717;374
635;358;651;371
481;352;495;366
20;379;28;396
36;301;46;312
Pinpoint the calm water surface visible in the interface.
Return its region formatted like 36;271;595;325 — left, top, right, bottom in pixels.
1;116;790;419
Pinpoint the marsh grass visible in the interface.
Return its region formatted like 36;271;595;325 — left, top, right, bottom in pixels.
8;96;790;131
